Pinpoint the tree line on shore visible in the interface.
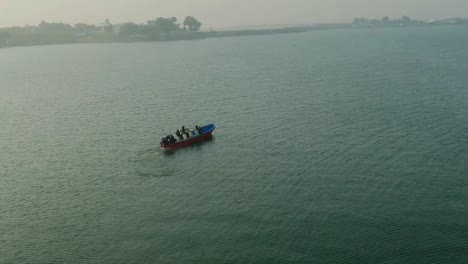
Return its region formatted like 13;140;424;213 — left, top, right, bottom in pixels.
1;15;467;48
0;16;203;47
352;16;468;27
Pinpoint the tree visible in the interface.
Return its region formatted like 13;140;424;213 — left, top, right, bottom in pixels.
167;17;181;31
169;17;177;25
38;21;74;33
183;16;202;32
119;22;140;38
141;25;160;40
352;17;367;25
147;17;181;38
156;17;171;36
382;16;390;24
0;31;11;46
74;23;99;33
401;16;412;25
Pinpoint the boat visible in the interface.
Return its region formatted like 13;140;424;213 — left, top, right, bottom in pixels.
160;124;216;149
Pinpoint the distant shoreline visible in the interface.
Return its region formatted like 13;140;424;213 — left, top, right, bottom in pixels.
1;18;467;49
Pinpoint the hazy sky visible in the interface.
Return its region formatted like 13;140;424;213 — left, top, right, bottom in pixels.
1;0;467;28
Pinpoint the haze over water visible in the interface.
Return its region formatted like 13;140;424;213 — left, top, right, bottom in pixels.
2;0;468;28
1;26;467;263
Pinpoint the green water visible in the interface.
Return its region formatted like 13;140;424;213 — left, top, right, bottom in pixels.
1;26;467;263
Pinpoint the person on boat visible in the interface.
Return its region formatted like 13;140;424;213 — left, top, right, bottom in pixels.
169;135;177;143
176;129;182;139
195;125;202;134
162;136;171;147
182;126;190;138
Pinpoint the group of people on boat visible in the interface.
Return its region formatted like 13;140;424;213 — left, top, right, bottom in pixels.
161;125;203;147
175;125;203;139
175;126;189;139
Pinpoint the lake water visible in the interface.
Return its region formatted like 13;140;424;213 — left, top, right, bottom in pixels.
1;26;467;263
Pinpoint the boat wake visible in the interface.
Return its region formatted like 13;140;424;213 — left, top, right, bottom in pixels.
133;148;176;177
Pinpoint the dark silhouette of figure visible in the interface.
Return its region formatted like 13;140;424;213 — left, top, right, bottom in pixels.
176;129;182;139
169;135;177;143
181;126;190;138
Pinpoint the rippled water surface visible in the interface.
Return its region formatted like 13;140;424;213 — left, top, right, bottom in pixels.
1;26;468;263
